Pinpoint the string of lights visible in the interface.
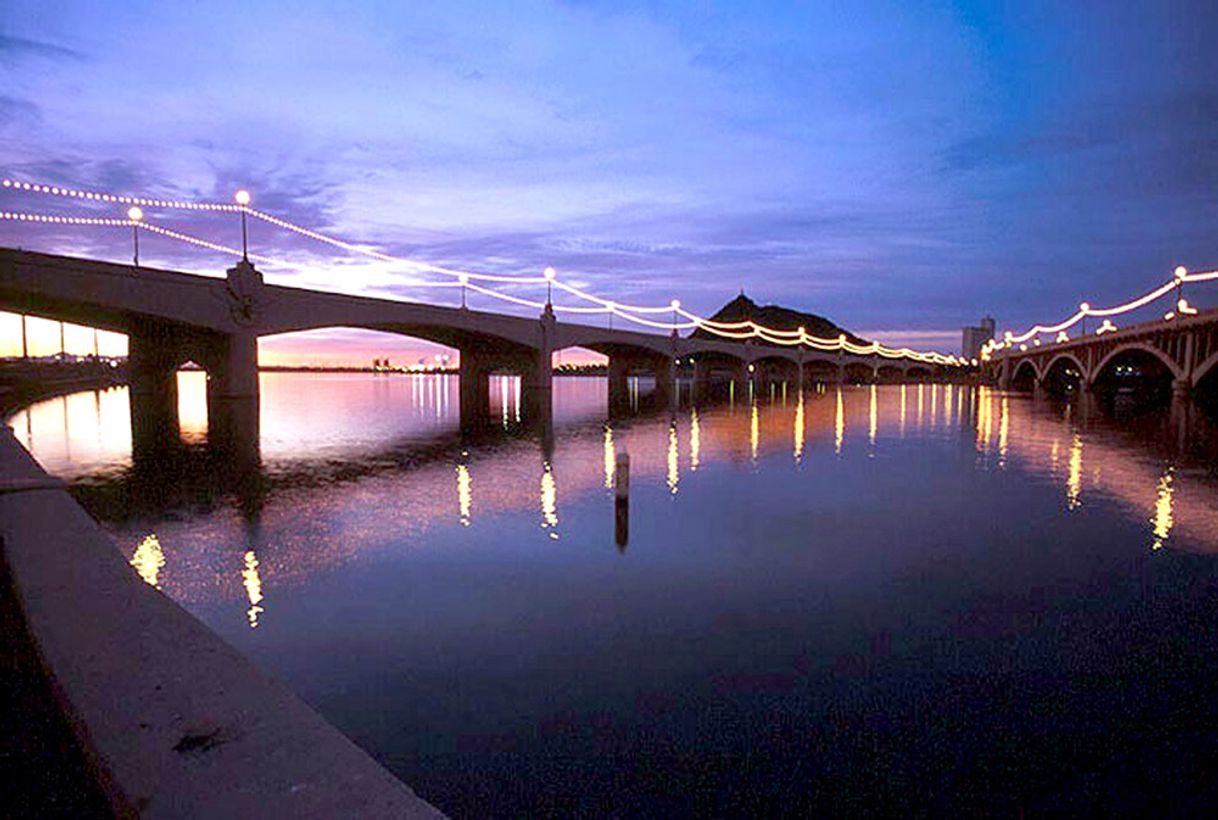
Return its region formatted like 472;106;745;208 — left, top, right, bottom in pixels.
1;178;241;211
0;211;133;227
1;176;963;363
986;264;1218;358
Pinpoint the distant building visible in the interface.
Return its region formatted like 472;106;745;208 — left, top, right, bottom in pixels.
962;316;995;360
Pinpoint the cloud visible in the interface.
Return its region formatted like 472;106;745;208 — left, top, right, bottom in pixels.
0;34;84;62
0;95;39;129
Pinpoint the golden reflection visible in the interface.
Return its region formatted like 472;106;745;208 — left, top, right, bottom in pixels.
456;461;472;526
603;425;615;488
177;371;208;442
917;383;925;428
667;420;679;495
541;460;559;538
501;375;509;429
690;408;701;471
1050;438;1060;475
998;396;1009;466
1150;467;1175;550
794;394;805;464
1066;433;1083;510
242;550;265;628
943;384;953;427
868;384;878;448
975;387;990;454
750;402;760;463
899;384;907;438
930;384;938;427
834;387;844;456
130;534;165;588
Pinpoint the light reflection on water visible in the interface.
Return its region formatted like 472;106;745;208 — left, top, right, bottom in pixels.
10;374;1218;815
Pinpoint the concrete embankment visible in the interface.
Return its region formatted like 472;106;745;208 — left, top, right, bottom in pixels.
0;427;444;818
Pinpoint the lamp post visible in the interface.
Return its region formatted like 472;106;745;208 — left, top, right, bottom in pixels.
543;266;555;307
127;206;143;266
235;189;251;260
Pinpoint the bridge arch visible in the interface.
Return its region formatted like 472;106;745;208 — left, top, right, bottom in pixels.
1191;349;1218;386
1010;359;1039;390
1042;352;1086;382
1089;342;1184;386
1040;353;1086;396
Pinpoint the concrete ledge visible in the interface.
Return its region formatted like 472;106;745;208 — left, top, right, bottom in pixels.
0;428;444;818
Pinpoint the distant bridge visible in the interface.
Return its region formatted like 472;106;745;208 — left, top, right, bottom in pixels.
993;306;1218;400
0;248;956;457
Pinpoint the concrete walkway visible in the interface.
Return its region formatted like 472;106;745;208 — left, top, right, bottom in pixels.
0;426;444;817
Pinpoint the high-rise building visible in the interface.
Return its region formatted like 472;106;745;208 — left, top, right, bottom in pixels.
962;316;995;360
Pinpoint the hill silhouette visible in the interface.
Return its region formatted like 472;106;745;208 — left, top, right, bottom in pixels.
689;293;868;346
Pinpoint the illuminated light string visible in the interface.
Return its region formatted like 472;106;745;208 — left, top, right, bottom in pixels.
2;177;962;362
1;177;240;211
5;202;959;363
989;265;1218;354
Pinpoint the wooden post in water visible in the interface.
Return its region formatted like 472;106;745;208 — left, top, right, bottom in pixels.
614;451;629;551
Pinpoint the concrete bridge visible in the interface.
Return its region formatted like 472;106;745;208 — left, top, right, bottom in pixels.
993;306;1218;403
0;247;950;457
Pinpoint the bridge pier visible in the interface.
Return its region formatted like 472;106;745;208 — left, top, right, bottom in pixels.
459;310;556;434
206;331;261;468
523;309;555;427
458;353;492;432
127;321;182;463
607;349;676;416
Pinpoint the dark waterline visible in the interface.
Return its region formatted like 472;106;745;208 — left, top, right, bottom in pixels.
11;374;1218;817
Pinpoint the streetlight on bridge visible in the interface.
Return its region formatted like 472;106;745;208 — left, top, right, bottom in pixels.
127;206;143;266
235;189;252;260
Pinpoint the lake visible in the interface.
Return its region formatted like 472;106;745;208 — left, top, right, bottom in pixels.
10;372;1218;816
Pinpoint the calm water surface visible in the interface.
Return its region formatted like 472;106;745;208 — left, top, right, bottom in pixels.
11;373;1218;816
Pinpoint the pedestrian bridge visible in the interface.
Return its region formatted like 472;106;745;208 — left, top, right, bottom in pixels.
0;247;955;457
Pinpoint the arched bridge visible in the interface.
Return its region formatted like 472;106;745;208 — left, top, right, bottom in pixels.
0;247;953;454
994;307;1218;406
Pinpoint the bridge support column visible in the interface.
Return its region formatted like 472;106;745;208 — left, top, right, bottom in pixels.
692;359;712;403
459;351;491;433
998;358;1012;390
207;331;261;468
128;322;181;463
608;356;631;415
1170;378;1195;454
522;308;555;432
1078;382;1099;427
653;355;677;411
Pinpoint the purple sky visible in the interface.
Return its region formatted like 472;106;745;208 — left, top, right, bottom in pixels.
2;1;1217;363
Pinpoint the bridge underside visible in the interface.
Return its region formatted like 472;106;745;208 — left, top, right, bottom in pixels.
1;248;968;463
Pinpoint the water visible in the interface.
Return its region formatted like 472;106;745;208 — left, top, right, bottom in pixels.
11;373;1218;816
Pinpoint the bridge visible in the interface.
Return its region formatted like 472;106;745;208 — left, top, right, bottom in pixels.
0;247;955;459
990;304;1218;445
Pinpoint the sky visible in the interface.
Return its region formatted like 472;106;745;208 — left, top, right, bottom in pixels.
2;0;1217;364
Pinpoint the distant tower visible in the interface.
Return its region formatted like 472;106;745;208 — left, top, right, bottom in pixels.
961;315;995;360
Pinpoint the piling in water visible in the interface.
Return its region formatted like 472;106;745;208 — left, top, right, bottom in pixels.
614;451;629;550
